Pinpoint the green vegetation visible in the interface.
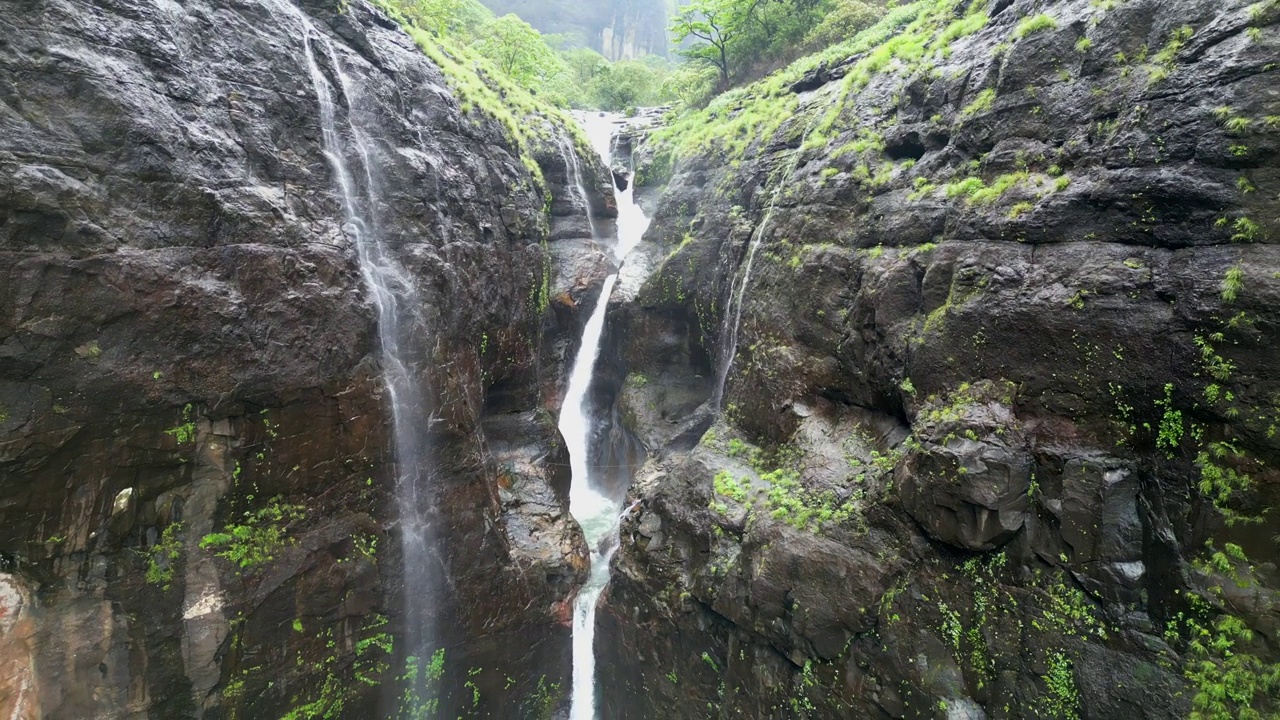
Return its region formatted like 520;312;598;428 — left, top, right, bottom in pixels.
1153;383;1184;455
145;522;184;590
672;0;885;93
200;496;306;570
281;616;394;720
915;553;1107;714
1164;593;1280;720
470;15;562;89
1011;13;1058;40
1196;441;1260;527
165;403;196;444
959;87;996;117
399;649;446;719
650;0;967;167
707;434;867;532
1231;217;1260;242
523;676;562;719
943;171;1027;205
385;0;675;111
712;469;750;505
1220;263;1244;303
1040;652;1080;720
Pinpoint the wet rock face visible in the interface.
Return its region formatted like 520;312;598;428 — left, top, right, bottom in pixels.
899;381;1033;551
0;0;602;716
603;0;1280;717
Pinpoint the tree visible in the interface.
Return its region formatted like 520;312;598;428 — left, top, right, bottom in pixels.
589;60;668;111
670;0;766;89
661;62;720;109
404;0;466;37
803;0;879;49
561;47;610;89
473;14;563;88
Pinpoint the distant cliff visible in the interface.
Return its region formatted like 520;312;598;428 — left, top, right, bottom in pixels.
479;0;673;59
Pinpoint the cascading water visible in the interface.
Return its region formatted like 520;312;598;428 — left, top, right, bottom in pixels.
561;270;620;720
711;110;826;410
561;112;650;720
300;26;437;659
558;134;601;241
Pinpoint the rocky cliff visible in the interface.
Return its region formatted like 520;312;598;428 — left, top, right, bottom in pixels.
0;0;614;716
599;0;1280;717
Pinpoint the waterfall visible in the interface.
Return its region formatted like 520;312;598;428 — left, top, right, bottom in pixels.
561;112;649;720
558;134;601;241
560;270;620;720
300;29;437;659
711;112;825;410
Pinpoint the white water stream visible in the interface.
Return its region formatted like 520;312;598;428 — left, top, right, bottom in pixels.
711;110;825;410
299;25;437;660
562;112;650;720
302;17;645;706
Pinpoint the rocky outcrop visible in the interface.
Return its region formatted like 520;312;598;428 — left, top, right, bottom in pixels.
599;0;1280;717
0;0;611;716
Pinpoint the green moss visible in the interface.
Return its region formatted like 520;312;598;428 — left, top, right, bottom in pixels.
712;469;749;504
943;171;1027;205
1007;201;1034;219
1012;13;1058;40
959;88;996;118
971;172;1027;204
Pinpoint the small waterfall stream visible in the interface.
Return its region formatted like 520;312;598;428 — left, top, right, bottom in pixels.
711;111;825;410
561;112;650;720
559;134;601;241
300;25;438;660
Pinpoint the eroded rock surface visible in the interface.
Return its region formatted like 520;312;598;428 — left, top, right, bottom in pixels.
0;0;610;715
598;0;1280;717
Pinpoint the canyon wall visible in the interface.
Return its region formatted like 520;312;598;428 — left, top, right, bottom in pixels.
0;0;613;715
599;0;1280;717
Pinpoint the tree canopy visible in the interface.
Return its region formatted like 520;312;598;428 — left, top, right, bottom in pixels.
473;14;563;86
670;0;883;95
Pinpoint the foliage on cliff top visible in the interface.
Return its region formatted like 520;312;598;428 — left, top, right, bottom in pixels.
649;0;958;170
671;0;890;94
388;0;677;111
373;0;594;184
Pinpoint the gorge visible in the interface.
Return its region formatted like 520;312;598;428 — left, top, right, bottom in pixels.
1;0;1279;718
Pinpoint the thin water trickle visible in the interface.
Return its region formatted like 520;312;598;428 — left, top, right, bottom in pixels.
562;112;650;720
301;26;437;659
559;134;601;241
711;111;825;410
